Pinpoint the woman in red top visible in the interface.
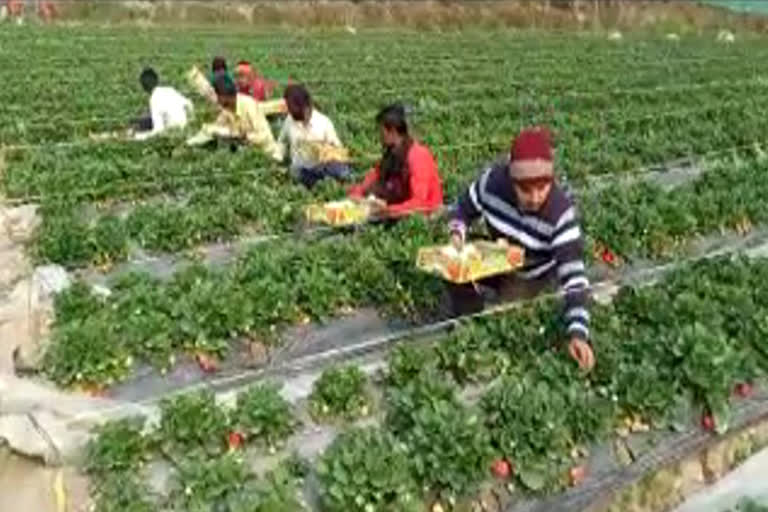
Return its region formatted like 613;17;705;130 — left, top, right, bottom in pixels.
348;104;443;217
234;61;275;102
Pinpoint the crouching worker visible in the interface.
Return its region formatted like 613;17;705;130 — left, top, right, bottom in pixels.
274;84;351;188
187;75;280;157
235;61;276;101
348;104;443;218
134;67;194;141
448;127;594;371
235;60;287;117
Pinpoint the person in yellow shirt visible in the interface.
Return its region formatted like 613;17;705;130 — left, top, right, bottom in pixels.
187;75;280;158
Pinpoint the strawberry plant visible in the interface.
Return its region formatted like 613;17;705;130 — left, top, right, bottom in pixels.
385;368;459;436
171;454;304;512
283;451;311;480
386;343;438;388
231;383;299;449
229;463;305;512
42;317;133;387
400;400;493;500
435;326;510;384
309;365;372;422
85;416;153;476
170;453;252;511
52;280;103;324
481;363;608;492
157;390;231;457
317;427;420;512
90;472;155;512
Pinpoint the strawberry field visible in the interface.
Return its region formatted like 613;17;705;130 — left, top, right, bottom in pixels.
3;22;768;512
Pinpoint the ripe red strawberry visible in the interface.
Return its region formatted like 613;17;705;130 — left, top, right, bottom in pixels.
228;431;243;450
701;413;716;432
491;458;512;479
734;382;753;398
195;352;218;373
601;248;616;265
569;465;587;486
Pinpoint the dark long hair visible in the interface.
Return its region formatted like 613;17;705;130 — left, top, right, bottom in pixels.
374;104;412;204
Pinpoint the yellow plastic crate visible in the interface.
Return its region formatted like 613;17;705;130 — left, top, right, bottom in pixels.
297;141;351;163
259;98;288;116
416;241;525;284
305;199;373;226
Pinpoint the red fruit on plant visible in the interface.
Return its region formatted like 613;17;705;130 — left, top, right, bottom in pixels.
734;382;753;398
601;249;616;265
491;458;512;479
195;353;218;373
569;465;587;486
228;431;243;450
701;413;716;432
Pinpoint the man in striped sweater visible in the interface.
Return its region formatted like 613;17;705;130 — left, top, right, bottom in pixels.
448;127;594;371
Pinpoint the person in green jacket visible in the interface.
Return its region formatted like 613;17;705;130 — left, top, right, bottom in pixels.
208;56;234;86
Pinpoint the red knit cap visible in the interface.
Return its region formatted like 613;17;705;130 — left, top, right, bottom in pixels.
511;128;553;162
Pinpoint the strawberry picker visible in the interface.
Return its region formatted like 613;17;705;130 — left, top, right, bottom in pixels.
448;127;594;371
133;67;194;141
274;84;351;188
235;60;278;102
186;75;279;157
208;56;234;86
234;60;287;118
348;104;444;218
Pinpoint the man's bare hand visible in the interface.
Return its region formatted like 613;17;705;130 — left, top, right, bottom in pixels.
451;231;464;251
568;338;595;372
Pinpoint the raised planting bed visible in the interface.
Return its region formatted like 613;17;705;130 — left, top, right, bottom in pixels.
37;152;768;392
79;254;768;511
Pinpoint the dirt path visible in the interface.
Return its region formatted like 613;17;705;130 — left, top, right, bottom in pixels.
0;449;89;512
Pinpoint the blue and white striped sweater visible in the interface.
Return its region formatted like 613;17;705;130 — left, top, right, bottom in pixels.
454;161;590;340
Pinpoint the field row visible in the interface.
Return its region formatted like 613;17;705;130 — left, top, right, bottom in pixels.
2;26;761;60
1;26;763;145
7;71;765;145
4;58;763;137
40;152;768;385
7;104;767;270
7;80;767;171
83;254;768;511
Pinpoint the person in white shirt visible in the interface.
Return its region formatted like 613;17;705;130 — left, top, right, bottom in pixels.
274;84;351;188
134;67;194;141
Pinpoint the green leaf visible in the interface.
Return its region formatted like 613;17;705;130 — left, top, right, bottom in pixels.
518;467;546;491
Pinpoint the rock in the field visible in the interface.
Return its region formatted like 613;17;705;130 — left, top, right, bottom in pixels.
91;283;112;298
0;375;135;463
666;33;680;41
2;204;40;243
1;265;71;371
32;265;71;297
0;448;91;512
0;280;51;372
0;415;52;462
608;30;623;41
0;243;30;289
